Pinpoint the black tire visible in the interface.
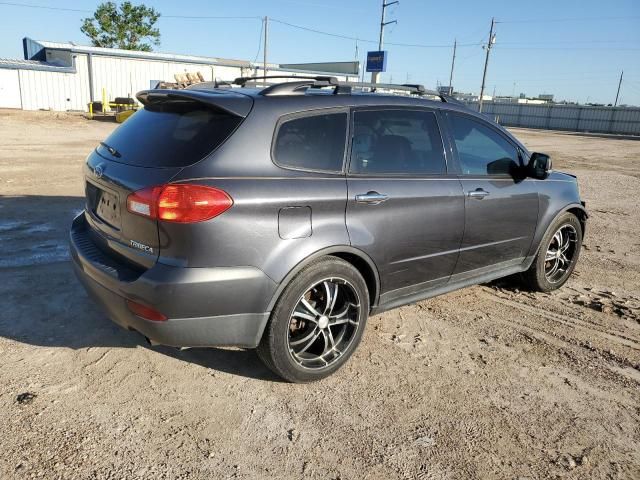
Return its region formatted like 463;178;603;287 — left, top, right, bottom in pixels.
257;256;369;383
522;212;583;292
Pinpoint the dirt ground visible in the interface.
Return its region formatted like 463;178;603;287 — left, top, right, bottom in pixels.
1;109;639;480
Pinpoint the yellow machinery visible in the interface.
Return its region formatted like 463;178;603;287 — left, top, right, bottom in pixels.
115;109;136;123
88;88;138;122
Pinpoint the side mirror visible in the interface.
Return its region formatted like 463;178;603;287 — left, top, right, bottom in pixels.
527;152;552;179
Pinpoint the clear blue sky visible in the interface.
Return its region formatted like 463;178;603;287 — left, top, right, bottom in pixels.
1;0;639;105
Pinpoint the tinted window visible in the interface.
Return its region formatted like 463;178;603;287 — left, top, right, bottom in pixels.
97;101;242;167
448;113;519;175
274;113;347;171
350;110;446;175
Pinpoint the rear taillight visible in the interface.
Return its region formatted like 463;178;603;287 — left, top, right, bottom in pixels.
126;184;233;223
126;299;167;322
127;186;162;219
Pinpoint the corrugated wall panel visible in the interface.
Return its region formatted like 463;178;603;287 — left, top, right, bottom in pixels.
0;69;21;108
500;104;521;115
91;56;226;101
213;65;243;81
14;54;89;111
581;107;611;120
18;66;88;111
7;53;359;112
75;55;91;106
473;102;640;136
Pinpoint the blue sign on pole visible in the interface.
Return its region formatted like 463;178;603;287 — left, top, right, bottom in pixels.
366;51;387;73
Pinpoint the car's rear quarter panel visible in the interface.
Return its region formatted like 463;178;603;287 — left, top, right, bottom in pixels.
165;97;351;283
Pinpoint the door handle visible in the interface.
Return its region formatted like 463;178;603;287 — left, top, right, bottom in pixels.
468;188;490;199
355;191;389;205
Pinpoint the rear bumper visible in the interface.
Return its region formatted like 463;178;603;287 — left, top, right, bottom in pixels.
69;213;274;348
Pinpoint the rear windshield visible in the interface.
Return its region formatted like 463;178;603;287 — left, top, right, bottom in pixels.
96;101;242;167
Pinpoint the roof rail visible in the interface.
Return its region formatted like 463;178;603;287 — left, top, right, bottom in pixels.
346;82;426;95
233;75;338;87
346;82;457;101
263;79;341;96
233;76;459;103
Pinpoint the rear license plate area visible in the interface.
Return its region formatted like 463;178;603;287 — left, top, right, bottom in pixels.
86;182;120;228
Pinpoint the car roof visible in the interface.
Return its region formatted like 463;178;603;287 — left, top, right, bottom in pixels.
187;83;468;110
156;83;528;153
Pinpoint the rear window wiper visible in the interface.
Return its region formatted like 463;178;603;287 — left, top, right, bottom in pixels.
100;142;122;158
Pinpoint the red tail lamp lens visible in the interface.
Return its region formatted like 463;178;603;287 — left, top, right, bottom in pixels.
126;299;167;322
158;184;232;223
127;184;233;223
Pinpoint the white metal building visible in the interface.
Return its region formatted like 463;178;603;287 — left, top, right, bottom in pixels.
0;38;359;111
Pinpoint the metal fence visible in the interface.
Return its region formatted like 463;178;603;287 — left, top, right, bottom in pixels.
463;102;640;136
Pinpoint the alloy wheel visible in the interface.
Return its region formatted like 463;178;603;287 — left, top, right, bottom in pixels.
544;224;578;283
287;278;361;370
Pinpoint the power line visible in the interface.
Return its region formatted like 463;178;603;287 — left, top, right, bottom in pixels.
495;46;640;51
497;40;640;46
497;16;640;23
252;16;264;63
0;1;89;12
1;1;636;53
268;17;364;42
162;15;260;20
0;1;261;19
269;17;478;48
163;15;260;20
455;24;489;44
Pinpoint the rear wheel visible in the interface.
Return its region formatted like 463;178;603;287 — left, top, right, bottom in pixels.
522;212;582;292
257;257;369;383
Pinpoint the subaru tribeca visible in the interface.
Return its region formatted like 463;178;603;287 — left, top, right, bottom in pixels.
70;77;587;382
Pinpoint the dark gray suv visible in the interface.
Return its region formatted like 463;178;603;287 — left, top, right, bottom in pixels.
70;77;587;382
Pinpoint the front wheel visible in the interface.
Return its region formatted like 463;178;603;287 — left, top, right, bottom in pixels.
522;212;583;292
257;257;369;383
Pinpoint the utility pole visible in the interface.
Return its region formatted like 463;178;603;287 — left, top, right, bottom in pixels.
372;0;398;84
614;70;623;106
263;16;268;80
351;40;358;84
478;17;496;113
448;39;457;95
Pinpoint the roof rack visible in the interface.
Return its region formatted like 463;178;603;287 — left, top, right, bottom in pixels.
234;75;338;86
232;75;459;103
233;75;341;96
345;82;460;103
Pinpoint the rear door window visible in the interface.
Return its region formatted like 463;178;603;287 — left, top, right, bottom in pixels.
96;101;242;167
349;109;446;175
273;112;348;172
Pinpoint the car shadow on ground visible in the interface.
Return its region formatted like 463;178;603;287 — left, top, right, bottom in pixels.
485;274;528;291
0;195;281;382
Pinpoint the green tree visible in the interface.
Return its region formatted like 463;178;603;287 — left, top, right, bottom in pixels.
81;2;160;51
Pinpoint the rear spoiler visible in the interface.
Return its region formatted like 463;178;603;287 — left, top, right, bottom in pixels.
136;89;253;118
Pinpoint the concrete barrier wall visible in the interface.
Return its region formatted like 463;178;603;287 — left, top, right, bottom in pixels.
464;102;640;136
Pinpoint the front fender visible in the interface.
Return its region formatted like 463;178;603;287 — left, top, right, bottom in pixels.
527;202;587;260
